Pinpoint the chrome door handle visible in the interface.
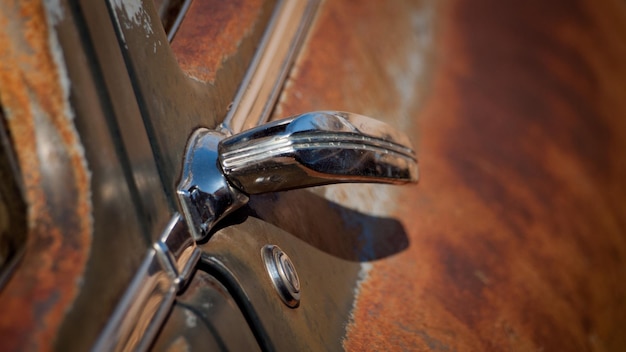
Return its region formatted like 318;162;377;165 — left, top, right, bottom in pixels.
219;111;418;194
177;111;419;240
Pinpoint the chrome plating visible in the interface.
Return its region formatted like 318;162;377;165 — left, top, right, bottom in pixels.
262;245;301;308
179;111;418;242
154;215;201;291
177;129;249;241
219;111;420;194
94;215;201;351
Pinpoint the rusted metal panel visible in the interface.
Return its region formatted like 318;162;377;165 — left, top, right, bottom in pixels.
171;0;275;83
277;0;626;350
0;0;92;350
2;0;624;349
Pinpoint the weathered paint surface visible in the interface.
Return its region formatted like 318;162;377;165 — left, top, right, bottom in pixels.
170;0;273;83
277;0;626;350
0;1;92;350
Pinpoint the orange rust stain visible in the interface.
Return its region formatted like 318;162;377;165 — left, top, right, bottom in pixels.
0;0;92;350
279;0;626;350
170;0;266;83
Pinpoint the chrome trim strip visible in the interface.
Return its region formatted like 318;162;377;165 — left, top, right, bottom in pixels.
92;250;175;352
93;215;200;351
221;0;321;134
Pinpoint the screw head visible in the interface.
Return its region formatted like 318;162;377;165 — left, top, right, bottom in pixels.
262;245;300;308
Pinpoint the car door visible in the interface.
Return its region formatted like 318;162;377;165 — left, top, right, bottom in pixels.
1;0;420;350
1;0;626;351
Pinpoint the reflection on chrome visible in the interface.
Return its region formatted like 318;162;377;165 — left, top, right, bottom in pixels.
179;110;419;242
220;111;419;194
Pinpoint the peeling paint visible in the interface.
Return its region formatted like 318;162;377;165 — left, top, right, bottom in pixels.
110;0;156;45
341;262;372;349
112;0;149;31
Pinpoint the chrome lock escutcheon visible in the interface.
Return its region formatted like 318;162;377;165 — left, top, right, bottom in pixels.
177;110;419;241
262;245;301;308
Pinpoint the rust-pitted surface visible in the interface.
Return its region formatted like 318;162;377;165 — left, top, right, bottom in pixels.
277;0;626;350
170;0;274;83
0;1;92;350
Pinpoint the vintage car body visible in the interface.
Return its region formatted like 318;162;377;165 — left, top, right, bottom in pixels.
1;0;625;350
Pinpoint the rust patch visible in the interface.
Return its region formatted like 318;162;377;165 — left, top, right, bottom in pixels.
278;0;626;350
0;1;92;350
170;0;272;83
273;0;434;128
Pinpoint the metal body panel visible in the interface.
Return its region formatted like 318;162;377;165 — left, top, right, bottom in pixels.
151;270;261;351
199;217;362;351
1;0;625;350
273;0;626;350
